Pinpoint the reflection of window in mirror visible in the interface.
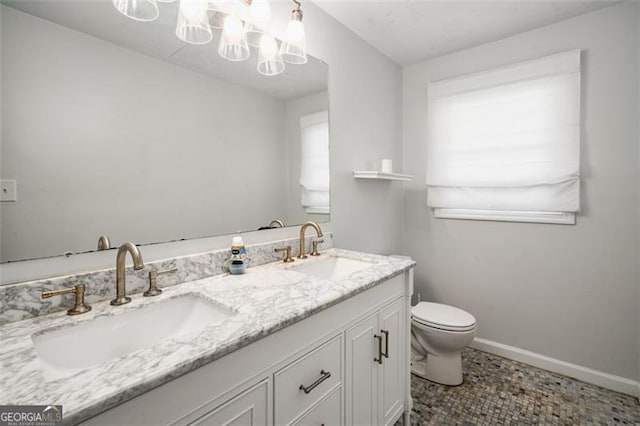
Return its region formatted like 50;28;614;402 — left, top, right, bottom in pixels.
299;111;330;214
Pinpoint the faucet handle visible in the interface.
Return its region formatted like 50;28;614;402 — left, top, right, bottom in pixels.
311;239;324;256
274;246;294;263
42;283;92;315
145;267;178;297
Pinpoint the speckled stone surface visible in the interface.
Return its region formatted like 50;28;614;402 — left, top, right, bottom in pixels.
409;348;640;425
0;248;414;424
0;234;332;325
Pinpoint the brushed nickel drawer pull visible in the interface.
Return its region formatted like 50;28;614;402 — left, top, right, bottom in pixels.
374;334;383;364
299;370;331;394
381;329;389;359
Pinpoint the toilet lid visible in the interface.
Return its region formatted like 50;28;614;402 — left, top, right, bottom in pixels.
411;302;476;331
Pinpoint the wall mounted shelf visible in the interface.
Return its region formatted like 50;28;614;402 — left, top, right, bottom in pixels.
353;171;414;182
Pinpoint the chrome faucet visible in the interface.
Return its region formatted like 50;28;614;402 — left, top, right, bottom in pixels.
298;221;323;259
111;242;144;306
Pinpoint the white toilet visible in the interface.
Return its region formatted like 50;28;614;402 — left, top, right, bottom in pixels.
411;302;476;386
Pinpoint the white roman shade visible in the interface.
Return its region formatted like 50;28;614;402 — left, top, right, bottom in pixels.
300;110;329;214
426;50;581;213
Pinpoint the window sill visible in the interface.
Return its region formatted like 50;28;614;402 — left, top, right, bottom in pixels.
304;207;330;215
433;208;576;225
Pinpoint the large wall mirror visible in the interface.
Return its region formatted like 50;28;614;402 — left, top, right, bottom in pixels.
0;0;330;263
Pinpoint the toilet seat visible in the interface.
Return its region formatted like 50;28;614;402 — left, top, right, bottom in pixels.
411;302;476;332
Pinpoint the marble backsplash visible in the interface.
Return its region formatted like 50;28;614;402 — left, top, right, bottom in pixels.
0;234;332;325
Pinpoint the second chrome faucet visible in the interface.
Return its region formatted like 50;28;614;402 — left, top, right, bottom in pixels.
111;242;145;306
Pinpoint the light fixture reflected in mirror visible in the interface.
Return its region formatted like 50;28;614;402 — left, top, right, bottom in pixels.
218;14;250;61
207;0;227;29
113;0;308;76
257;34;284;76
176;0;212;44
112;0;159;22
245;0;271;47
279;0;306;64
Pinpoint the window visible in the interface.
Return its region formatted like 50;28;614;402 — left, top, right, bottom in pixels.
426;50;581;224
300;110;329;214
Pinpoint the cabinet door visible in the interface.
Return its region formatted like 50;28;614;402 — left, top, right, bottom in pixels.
345;313;378;426
189;380;269;426
379;299;405;426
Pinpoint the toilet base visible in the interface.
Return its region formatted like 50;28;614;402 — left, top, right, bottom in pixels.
411;352;464;386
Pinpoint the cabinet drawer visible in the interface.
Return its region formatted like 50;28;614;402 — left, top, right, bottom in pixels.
292;385;342;426
274;335;342;425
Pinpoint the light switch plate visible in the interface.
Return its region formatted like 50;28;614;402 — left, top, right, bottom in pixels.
0;179;17;202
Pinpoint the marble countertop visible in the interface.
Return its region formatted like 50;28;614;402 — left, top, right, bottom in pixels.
0;248;415;424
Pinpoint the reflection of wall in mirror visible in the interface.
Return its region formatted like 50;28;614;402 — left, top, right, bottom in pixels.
286;92;330;226
0;6;292;262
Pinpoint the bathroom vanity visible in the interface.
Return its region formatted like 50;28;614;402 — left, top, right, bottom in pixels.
0;249;414;425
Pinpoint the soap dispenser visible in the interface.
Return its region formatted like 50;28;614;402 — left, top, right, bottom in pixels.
228;236;248;275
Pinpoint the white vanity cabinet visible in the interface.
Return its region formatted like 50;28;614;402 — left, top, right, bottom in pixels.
80;270;413;426
345;298;405;426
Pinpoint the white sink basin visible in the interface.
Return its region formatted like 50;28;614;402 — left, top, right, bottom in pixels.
288;256;376;280
32;294;234;380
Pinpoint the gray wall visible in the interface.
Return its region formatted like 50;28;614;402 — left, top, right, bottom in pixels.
1;6;288;261
403;2;640;380
297;1;404;256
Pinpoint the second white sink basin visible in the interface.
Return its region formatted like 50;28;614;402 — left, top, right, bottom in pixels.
288;256;376;280
32;294;235;381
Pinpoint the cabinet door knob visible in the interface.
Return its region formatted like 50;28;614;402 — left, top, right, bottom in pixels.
374;334;383;364
381;329;389;359
299;370;331;394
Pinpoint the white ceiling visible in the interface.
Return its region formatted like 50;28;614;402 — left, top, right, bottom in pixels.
314;0;619;66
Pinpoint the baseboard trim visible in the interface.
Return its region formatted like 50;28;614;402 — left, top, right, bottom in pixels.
470;338;639;398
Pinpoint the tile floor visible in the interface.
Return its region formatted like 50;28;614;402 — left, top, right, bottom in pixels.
409;348;640;425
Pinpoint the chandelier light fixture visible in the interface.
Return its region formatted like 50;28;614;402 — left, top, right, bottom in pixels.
112;0;307;76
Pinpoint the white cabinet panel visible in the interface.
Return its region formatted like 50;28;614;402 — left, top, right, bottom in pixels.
380;299;405;425
274;335;342;425
189;380;269;426
292;385;342;426
345;313;378;426
345;296;406;426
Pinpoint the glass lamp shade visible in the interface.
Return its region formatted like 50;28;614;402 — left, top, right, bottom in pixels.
245;22;264;48
206;0;226;29
279;19;306;64
245;0;271;48
112;0;159;22
257;34;284;76
176;0;212;44
218;14;250;61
